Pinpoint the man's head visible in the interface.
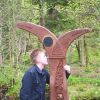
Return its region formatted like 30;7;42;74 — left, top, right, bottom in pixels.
30;49;48;65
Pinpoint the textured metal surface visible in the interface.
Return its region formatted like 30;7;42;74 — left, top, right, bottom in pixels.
16;22;92;100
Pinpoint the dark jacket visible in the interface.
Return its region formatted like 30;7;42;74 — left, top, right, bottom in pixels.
20;65;50;100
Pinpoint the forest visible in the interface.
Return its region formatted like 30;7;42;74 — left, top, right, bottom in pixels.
0;0;100;100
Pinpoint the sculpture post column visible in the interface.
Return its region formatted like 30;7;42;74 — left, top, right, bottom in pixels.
17;22;92;100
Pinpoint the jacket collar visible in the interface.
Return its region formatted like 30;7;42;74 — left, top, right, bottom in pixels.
34;64;45;75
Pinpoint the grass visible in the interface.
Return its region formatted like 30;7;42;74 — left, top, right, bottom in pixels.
68;66;100;100
0;65;100;100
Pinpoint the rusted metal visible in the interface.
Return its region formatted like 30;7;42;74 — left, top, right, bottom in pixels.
16;22;92;100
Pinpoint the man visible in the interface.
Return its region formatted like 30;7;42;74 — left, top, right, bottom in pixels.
20;49;70;100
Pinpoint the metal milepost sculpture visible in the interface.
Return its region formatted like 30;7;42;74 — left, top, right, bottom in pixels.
17;22;92;100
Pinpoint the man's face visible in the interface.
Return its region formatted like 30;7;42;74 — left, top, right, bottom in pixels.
35;51;48;65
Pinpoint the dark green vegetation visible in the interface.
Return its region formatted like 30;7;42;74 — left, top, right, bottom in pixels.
0;0;100;99
0;66;100;100
69;67;100;100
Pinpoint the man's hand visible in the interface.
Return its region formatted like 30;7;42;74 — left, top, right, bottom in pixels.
64;64;71;73
64;64;71;79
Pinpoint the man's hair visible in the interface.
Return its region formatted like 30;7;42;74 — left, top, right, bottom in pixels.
30;48;46;63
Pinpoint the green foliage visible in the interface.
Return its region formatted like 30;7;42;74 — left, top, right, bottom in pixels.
0;0;100;99
20;52;31;64
69;76;100;85
0;66;23;97
69;75;100;100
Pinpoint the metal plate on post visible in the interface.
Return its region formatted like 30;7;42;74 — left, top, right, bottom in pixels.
43;37;53;47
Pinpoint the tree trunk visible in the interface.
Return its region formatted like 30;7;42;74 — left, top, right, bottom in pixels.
0;53;3;66
67;45;74;64
76;40;81;64
37;0;46;48
84;35;88;66
0;24;3;65
76;36;88;67
39;0;45;26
